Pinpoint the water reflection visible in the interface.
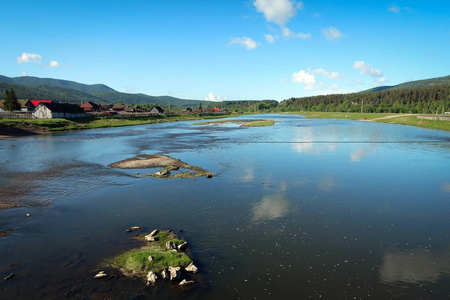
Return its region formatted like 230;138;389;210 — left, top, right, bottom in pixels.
317;177;337;191
350;145;379;162
241;168;255;182
442;182;450;193
291;127;338;155
252;183;293;222
379;247;450;284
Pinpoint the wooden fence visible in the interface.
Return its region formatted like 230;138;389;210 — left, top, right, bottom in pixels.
0;112;33;119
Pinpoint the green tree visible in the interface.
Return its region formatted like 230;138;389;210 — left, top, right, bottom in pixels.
198;103;203;111
3;88;21;111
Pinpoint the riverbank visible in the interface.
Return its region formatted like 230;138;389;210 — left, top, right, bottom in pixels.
295;112;450;131
0;113;242;138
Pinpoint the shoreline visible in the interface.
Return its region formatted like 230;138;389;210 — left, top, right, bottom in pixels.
0;113;243;139
291;112;450;131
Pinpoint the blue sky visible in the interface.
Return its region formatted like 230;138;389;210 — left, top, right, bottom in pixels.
1;0;449;101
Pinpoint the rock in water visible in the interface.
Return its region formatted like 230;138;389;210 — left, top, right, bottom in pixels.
168;266;180;281
179;279;195;286
146;271;158;285
177;242;187;251
130;226;141;231
94;271;107;279
161;269;169;279
185;262;198;273
149;229;159;237
166;241;176;251
144;234;156;242
4;273;15;281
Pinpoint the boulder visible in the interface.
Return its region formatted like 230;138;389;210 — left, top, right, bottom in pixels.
155;170;170;176
130;226;141;231
179;279;195;286
168;266;180;281
177;242;187;251
148;255;153;262
94;271;107;279
4;273;15;281
161;269;169;280
185;262;198;273
166;241;176;251
144;234;156;242
149;229;159;237
146;271;158;285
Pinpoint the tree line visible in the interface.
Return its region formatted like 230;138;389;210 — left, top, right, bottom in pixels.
278;84;450;114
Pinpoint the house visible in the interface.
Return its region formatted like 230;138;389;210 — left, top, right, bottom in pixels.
80;101;101;112
33;103;86;119
30;100;52;107
0;99;35;112
112;105;125;111
124;106;135;112
150;106;165;114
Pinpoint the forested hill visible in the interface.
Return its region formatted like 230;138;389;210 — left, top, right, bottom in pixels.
0;75;210;106
279;83;450;114
0;75;114;94
361;75;450;93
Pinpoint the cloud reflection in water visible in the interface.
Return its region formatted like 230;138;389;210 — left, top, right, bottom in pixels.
379;247;450;284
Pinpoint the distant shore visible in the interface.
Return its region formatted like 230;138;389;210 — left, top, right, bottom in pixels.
294;112;450;131
0;113;242;139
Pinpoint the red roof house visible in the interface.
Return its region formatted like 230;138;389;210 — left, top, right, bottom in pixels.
30;100;52;107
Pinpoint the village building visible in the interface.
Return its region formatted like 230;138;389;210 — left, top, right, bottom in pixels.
150;106;165;114
112;105;125;111
33;102;86;119
0;99;35;112
30;100;52;107
80;101;101;112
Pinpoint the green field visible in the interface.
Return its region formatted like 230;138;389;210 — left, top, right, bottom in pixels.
0;113;238;133
290;112;450;131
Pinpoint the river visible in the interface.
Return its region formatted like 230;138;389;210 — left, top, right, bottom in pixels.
0;114;449;299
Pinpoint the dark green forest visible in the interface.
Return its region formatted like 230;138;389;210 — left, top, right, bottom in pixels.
278;83;450;114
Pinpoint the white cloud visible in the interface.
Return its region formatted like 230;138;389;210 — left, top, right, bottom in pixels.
253;0;303;26
321;26;342;40
282;27;311;39
126;88;136;93
388;5;400;13
264;33;275;44
313;13;321;18
292;70;316;85
204;92;227;102
17;52;42;63
354;78;364;85
47;61;60;67
21;72;27;76
372;77;389;86
309;68;344;79
229;37;258;50
353;61;383;77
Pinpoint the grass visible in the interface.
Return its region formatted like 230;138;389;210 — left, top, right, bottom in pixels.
376;116;450;131
289;112;450;131
194;119;278;127
108;230;192;277
0;113;238;133
244;120;278;127
146;163;213;179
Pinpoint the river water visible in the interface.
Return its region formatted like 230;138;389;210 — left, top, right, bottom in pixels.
0;114;449;299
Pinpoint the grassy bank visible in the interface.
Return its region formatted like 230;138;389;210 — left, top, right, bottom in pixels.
292;112;450;131
0;113;240;134
194;119;278;127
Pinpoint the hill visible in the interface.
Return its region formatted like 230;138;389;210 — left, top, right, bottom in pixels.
0;75;210;106
361;75;450;93
0;81;103;104
0;75;115;94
